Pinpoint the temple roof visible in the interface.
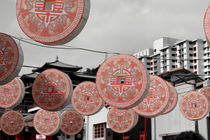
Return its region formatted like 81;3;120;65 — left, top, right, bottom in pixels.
32;59;83;73
21;72;39;80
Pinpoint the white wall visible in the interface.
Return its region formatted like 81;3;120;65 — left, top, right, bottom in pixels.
84;107;108;140
153;37;180;55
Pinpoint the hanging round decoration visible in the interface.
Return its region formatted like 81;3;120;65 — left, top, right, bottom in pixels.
16;0;90;45
96;54;149;109
34;109;61;136
107;108;136;133
204;6;210;44
0;111;25;136
61;110;84;135
133;75;170;118
0;78;25;108
0;33;24;85
133;112;139;128
32;69;73;111
72;81;103;115
179;91;209;121
162;82;178;115
199;86;210;110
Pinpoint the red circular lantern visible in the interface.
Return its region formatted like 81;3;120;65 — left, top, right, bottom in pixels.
162;82;178;115
0;33;23;85
61;110;84;135
96;54;149;109
72;81;103;115
133;75;170;118
32;69;73;111
0;78;25;108
107;108;136;133
16;0;90;45
180;91;209;121
0;111;25;136
204;6;210;44
199;86;210;110
34;109;61;136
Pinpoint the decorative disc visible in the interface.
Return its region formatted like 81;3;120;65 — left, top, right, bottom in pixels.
16;0;90;45
179;91;209;121
34;109;61;136
32;69;72;111
72;81;103;115
204;6;210;44
133;112;139;128
0;111;25;136
96;54;149;109
0;33;23;85
0;78;25;108
199;86;210;110
61;110;84;135
107;108;136;133
162;82;178;114
133;75;170;118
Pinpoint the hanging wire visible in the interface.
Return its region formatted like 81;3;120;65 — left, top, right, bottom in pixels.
11;35;120;55
11;35;210;78
11;35;210;61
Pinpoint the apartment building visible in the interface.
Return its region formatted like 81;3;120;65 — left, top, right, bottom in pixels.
133;37;210;81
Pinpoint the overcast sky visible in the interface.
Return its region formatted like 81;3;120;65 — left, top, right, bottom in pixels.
0;0;209;75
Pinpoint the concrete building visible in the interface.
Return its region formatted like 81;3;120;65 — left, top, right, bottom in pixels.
133;37;209;82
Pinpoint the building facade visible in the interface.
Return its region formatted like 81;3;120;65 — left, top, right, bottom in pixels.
133;37;209;82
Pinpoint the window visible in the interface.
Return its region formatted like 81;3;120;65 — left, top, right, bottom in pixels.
171;48;177;51
94;123;106;139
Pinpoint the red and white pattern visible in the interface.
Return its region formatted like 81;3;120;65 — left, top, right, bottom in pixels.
199;86;210;110
72;81;103;115
0;33;23;85
180;91;209;121
34;109;61;136
133;75;170;118
32;69;72;111
96;54;149;109
162;82;178;114
61;110;84;135
0;78;25;108
204;6;210;44
107;108;136;133
16;0;90;45
0;111;25;136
